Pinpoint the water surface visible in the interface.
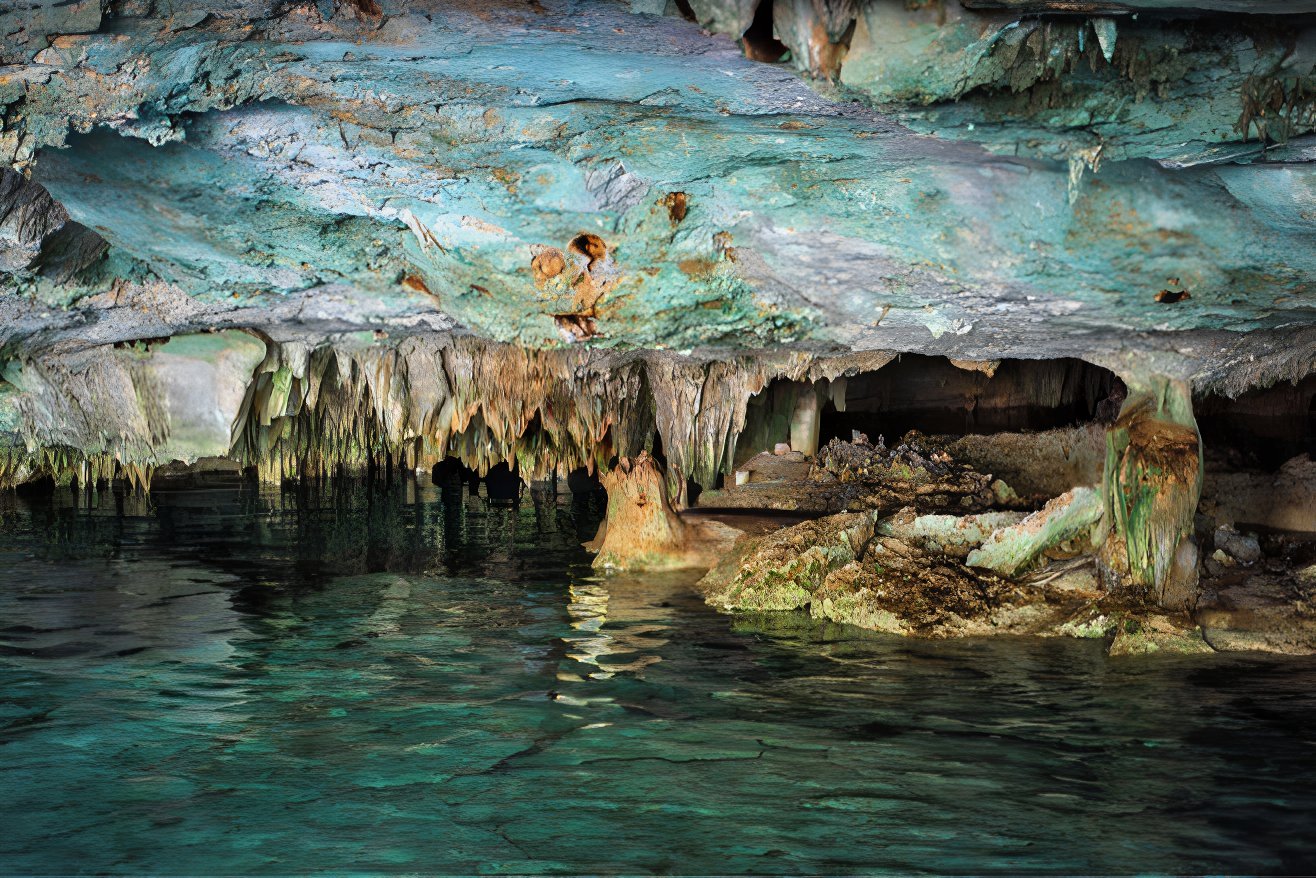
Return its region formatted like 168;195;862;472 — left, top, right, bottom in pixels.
2;482;1315;874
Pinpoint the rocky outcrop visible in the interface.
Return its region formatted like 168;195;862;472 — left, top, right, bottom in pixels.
1203;455;1316;535
590;451;742;571
701;510;878;611
0;0;1312;658
700;502;1103;639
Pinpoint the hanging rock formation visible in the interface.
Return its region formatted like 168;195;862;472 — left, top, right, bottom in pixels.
1;0;1315;648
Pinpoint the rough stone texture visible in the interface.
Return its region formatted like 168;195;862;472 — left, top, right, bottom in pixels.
0;330;263;488
811;537;1074;638
697;434;1002;513
966;486;1103;577
1197;577;1316;655
1214;525;1262;566
943;426;1106;501
592;451;741;570
876;507;1026;559
690;0;1316;168
0;1;1313;389
1107;615;1215;657
703;506;1106;639
1189;530;1316;654
734;449;811;484
700;510;877;610
1202;455;1316;534
810;434;999;512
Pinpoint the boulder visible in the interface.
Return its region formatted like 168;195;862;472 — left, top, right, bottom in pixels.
966;487;1103;578
1214;525;1262;566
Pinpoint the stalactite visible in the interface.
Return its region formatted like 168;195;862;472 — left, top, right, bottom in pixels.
6;330;1126;504
224;337;900;497
0;346;167;490
228;335;656;484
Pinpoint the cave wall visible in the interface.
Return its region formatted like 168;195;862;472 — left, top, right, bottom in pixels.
0;0;1312;494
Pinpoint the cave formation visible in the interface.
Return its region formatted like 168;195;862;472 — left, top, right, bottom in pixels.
2;0;1315;654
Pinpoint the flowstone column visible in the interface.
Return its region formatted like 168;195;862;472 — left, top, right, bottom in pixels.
790;382;823;456
591;451;687;571
1099;376;1203;609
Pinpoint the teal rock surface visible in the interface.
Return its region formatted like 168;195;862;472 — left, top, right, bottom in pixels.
0;0;1312;481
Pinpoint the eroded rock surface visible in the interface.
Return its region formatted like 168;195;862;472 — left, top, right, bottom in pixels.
0;0;1313;657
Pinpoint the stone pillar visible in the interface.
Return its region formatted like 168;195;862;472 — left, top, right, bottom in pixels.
1099;376;1202;609
591;451;687;571
790;383;822;456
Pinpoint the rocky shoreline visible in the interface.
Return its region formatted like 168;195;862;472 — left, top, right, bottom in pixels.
595;429;1316;657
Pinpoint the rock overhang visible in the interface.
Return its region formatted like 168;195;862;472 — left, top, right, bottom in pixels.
0;0;1314;486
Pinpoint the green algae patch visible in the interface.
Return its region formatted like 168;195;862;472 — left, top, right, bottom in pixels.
700;511;877;612
966;487;1103;578
1057;610;1116;640
1108;616;1215;657
811;569;911;636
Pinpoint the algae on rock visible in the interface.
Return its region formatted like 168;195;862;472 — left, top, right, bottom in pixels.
1099;379;1203;607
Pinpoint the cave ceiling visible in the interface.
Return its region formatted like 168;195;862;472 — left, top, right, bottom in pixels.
1;0;1315;389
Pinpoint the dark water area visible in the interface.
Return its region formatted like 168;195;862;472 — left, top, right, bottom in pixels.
2;481;1316;875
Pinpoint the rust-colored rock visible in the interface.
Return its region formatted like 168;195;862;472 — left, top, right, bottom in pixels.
591;451;740;571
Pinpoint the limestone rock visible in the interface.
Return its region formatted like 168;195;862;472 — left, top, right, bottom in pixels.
735;450;810;485
1214;525;1262;566
700;511;877;611
877;508;1026;560
1196;576;1316;655
1203;455;1316;535
966;487;1103;578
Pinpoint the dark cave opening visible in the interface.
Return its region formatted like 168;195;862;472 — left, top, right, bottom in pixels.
741;0;789;63
816;355;1123;447
733;355;1124;470
1196;374;1316;471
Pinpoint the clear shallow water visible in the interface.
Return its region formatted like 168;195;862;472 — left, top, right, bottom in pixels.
2;482;1316;875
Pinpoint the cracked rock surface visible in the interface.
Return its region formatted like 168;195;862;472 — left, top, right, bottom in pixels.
0;0;1313;495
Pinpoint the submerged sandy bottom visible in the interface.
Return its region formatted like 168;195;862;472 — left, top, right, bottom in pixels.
2;483;1315;874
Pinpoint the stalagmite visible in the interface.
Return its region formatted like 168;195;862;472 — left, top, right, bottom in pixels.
591;452;688;571
1099;377;1203;609
590;452;740;571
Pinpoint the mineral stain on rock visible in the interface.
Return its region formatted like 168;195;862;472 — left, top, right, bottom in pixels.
1;0;1315;659
6;3;1316;873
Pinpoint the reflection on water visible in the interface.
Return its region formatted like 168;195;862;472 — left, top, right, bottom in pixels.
2;481;1316;875
564;576;679;681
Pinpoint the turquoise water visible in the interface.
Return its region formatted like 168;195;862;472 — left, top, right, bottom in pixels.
2;481;1316;875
